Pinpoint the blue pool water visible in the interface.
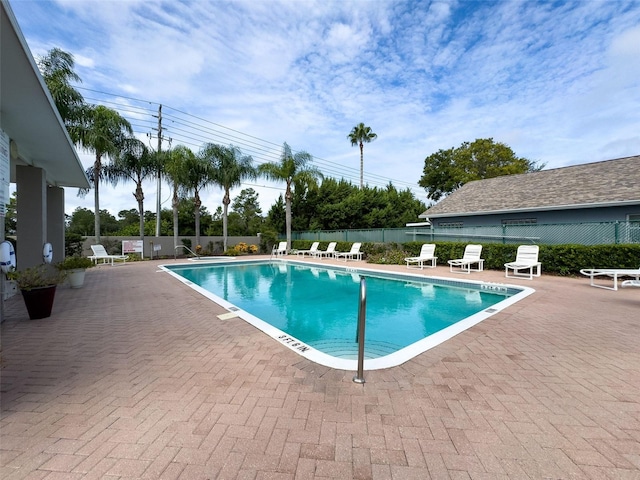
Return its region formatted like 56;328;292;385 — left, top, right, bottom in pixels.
162;260;532;370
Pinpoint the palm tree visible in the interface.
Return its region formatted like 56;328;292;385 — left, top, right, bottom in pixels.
163;146;195;251
348;123;377;189
37;48;86;143
183;153;215;249
79;105;132;243
104;138;155;240
258;142;323;250
202;143;256;252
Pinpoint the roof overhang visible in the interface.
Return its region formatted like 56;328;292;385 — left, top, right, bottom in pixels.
1;0;89;188
420;199;640;219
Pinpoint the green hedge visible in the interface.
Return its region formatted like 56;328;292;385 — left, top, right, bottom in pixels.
291;240;640;276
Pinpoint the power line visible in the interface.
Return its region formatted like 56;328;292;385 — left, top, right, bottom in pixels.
74;85;426;196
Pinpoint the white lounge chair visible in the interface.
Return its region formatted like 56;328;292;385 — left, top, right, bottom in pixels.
405;244;437;269
271;242;288;257
580;267;640;291
505;245;541;280
335;242;363;262
448;244;484;274
622;280;640;288
314;242;337;258
296;242;319;257
89;244;128;266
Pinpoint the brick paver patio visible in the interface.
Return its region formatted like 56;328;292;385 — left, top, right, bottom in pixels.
1;257;639;479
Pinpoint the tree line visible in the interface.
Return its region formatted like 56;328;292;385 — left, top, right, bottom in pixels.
61;179;426;240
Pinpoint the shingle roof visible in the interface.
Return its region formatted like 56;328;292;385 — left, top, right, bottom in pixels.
421;155;640;218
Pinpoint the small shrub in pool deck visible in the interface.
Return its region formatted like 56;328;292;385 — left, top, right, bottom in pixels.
367;249;409;265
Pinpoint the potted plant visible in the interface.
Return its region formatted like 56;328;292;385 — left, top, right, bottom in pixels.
56;256;95;289
7;264;66;319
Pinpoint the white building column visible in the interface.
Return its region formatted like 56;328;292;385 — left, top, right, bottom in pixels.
47;186;65;263
16;165;47;269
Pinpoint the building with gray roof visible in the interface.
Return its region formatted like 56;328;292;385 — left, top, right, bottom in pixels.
419;155;640;228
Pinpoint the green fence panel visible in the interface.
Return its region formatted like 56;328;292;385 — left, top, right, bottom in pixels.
292;221;639;246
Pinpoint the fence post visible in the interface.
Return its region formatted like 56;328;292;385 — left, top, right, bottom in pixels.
614;221;619;244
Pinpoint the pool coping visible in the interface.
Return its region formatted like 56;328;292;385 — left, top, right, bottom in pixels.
159;258;535;371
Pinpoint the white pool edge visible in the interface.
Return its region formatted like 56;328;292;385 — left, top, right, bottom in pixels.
159;259;535;371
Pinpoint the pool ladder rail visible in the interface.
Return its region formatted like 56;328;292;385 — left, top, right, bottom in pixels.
353;277;367;384
174;245;200;260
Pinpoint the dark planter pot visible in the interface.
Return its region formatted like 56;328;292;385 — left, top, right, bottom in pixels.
21;285;57;319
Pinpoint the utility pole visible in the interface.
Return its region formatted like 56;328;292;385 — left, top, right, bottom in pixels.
153;105;163;237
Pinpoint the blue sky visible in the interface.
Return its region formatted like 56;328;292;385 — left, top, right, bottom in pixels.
10;0;640;218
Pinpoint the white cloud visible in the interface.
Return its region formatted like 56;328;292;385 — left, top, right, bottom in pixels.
10;0;640;217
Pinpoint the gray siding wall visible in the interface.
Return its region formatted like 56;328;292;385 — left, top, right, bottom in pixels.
429;205;640;227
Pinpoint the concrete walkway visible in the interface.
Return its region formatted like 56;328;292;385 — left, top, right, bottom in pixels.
2;257;640;479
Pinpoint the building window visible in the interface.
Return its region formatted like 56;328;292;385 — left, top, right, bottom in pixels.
502;218;537;225
438;222;463;228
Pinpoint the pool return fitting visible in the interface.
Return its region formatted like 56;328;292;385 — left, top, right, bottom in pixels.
353;277;367;384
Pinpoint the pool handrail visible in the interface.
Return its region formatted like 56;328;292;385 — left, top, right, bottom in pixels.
175;244;200;260
353;277;367;384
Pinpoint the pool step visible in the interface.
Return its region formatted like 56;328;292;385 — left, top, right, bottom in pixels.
307;338;403;359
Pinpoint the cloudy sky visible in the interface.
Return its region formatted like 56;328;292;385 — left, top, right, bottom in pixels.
11;0;640;219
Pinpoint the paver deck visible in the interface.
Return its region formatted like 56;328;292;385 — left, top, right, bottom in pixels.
1;256;639;479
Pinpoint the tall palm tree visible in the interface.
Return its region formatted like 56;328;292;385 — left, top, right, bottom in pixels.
183;153;215;249
37;48;86;143
104;138;155;240
163;146;194;251
258;142;323;250
202;143;256;252
348;123;377;189
79;105;132;243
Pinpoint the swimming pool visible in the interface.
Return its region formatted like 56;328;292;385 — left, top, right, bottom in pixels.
161;260;533;370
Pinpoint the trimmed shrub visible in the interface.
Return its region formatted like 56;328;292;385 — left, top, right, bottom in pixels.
291;240;640;276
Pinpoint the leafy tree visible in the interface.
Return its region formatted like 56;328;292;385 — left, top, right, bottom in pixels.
184;152;215;249
205;206;223;236
79;105;133;243
4;192;17;236
225;212;247;236
174;197;212;236
67;207;119;236
37;48;86;143
419;138;544;202
265;196;285;236
65;232;84;257
231;188;263;235
158;208;175;236
117;209;141;229
202;143;256;251
282;178;425;231
348;122;377;189
258;142;322;249
105;138;155;240
163;146;195;249
115;209;156;236
67;207;95;236
99;210;120;235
